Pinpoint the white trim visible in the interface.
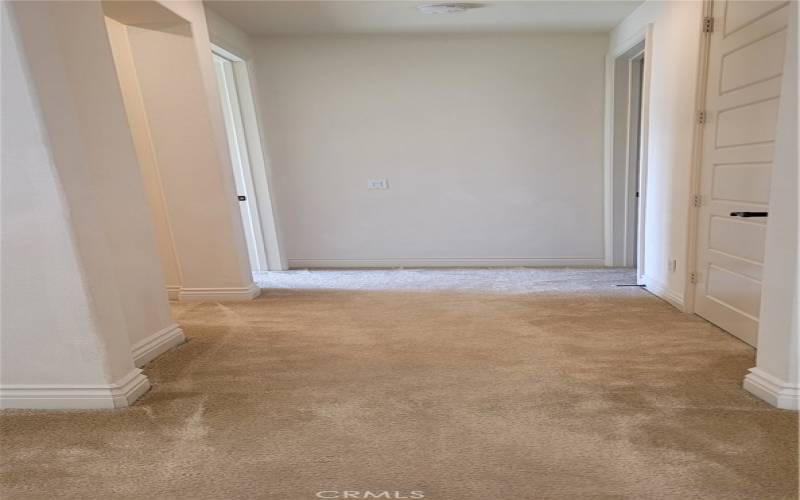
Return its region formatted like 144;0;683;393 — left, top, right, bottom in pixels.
166;285;180;300
622;51;644;268
131;323;185;367
211;43;243;63
213;52;270;273
288;258;605;269
642;275;685;310
635;29;653;281
604;24;653;273
744;368;800;410
178;282;261;301
611;25;651;58
211;43;286;271
683;0;715;314
0;369;150;410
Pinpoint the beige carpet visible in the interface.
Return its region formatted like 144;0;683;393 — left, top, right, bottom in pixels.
1;268;797;499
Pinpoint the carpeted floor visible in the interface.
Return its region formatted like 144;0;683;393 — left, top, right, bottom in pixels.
1;268;797;499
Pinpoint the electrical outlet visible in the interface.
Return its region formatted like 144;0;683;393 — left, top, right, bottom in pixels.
367;179;389;190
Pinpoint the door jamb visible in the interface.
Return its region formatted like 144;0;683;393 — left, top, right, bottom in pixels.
211;43;286;271
682;0;714;313
631;49;648;281
604;24;653;286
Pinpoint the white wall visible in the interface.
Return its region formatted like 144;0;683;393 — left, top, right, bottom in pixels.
1;1;156;406
9;0;178;371
1;2;127;387
103;0;259;300
609;0;704;304
253;33;608;267
126;23;252;291
105;17;183;296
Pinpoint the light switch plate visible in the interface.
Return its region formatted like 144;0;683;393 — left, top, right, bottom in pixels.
367;179;389;190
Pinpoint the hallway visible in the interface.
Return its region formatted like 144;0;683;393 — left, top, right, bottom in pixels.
1;269;796;499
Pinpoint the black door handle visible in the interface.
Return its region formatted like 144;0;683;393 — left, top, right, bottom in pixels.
730;211;768;218
237;195;246;201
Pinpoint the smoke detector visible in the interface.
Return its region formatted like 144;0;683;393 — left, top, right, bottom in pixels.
417;3;483;14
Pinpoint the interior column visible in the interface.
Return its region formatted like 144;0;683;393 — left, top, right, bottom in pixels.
744;1;799;410
1;1;150;409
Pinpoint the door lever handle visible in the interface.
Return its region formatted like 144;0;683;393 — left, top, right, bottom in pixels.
730;211;768;218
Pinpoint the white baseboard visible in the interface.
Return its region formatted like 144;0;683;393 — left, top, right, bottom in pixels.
642;275;685;311
177;282;261;301
287;258;605;269
131;323;185;367
744;368;800;410
0;368;150;410
166;285;180;300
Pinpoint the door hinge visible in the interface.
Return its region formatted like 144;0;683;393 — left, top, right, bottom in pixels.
703;16;714;33
692;194;703;207
697;110;707;124
689;272;698;284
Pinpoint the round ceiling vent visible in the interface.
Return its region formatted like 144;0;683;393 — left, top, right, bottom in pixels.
417;3;484;14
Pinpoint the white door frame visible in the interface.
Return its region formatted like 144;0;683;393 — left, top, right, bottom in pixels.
604;24;653;285
626;50;646;270
211;43;286;271
682;0;714;314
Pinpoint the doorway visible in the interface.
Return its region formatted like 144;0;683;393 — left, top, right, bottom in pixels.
626;51;645;270
609;37;649;282
213;47;270;273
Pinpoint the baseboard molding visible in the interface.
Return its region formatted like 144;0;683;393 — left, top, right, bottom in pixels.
0;368;150;410
131;323;185;367
166;285;180;301
744;368;800;410
287;258;605;269
642;275;685;311
177;282;261;301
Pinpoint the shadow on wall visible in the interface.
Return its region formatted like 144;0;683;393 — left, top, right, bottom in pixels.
103;0;256;302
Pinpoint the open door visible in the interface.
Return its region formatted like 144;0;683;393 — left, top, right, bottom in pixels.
609;36;650;284
213;50;270;273
693;1;790;346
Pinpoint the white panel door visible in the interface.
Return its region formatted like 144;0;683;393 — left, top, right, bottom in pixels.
694;1;790;346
